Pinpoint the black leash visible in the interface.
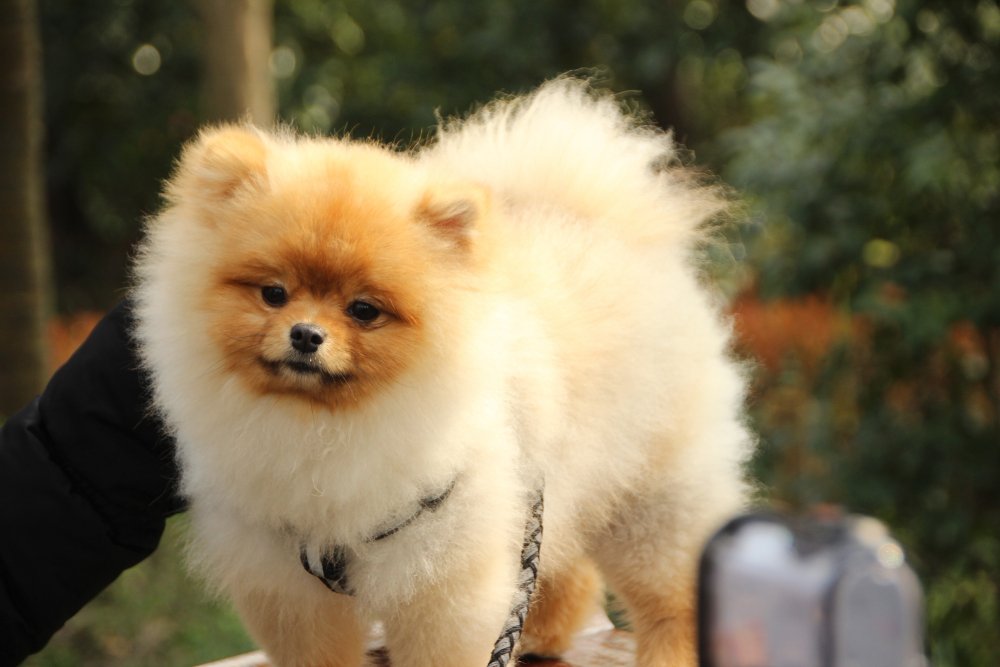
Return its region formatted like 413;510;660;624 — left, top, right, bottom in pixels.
299;482;545;666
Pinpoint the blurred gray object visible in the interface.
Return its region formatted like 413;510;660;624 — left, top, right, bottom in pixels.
698;510;926;667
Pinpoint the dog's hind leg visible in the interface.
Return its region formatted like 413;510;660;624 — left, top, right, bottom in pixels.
518;556;603;658
590;466;744;667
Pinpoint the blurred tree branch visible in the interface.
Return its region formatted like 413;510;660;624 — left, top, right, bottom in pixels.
0;0;51;415
197;0;275;126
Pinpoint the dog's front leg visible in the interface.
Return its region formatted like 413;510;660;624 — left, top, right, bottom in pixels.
380;545;520;667
233;585;367;667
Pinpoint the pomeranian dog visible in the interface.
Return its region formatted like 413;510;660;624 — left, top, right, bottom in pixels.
133;78;751;667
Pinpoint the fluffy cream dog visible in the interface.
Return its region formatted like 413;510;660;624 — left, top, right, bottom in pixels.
133;78;751;667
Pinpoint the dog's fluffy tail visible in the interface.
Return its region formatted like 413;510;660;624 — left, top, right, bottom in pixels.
422;77;726;248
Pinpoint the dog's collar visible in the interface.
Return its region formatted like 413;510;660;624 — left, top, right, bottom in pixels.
299;478;458;595
298;481;545;667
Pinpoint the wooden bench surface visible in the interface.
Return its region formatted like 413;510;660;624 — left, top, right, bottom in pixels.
197;614;634;667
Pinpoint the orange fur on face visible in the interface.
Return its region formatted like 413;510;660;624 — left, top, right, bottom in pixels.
185;131;480;409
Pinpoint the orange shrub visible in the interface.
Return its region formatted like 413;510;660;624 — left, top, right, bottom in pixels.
731;294;857;373
48;311;103;373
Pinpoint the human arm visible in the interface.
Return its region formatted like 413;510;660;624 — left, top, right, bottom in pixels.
0;300;184;665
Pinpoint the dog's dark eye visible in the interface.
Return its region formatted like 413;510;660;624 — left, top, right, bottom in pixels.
261;286;288;307
347;300;380;323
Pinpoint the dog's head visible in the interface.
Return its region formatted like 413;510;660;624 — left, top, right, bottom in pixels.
155;126;490;408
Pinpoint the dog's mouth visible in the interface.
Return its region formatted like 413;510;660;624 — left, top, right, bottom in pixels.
259;357;354;386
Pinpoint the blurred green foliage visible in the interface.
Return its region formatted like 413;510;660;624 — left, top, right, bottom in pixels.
40;0;201;312
30;0;998;665
722;3;999;665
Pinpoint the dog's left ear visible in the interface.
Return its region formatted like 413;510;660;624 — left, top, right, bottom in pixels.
416;183;490;250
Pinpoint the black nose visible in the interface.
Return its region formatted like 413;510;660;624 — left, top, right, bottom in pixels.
289;323;325;354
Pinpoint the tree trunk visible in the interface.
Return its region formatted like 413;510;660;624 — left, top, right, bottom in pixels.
198;0;276;127
0;0;51;416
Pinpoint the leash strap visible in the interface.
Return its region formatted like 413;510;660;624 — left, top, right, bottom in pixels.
487;486;544;667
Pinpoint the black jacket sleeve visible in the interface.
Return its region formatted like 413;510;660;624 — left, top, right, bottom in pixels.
0;301;184;666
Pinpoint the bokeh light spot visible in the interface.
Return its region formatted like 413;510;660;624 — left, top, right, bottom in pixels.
131;44;161;76
269;46;297;79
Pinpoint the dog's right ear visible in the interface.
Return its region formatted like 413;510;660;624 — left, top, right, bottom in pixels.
168;125;269;204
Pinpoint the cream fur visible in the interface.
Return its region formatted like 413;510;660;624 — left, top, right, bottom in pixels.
133;78;752;667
